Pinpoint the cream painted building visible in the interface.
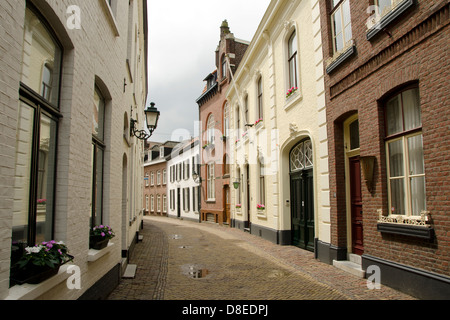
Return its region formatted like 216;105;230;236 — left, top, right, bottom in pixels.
0;0;148;299
227;0;329;254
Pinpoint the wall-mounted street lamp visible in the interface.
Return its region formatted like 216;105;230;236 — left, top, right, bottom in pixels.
233;179;240;190
192;171;202;184
130;102;160;140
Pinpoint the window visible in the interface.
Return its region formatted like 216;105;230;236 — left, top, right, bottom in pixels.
157;194;161;213
224;154;230;176
259;159;266;208
236;167;242;206
163;169;167;185
157;170;161;185
183;188;190;211
236;105;241;135
92;88;106;227
192;187;199;212
244;96;249;124
288;31;298;89
221;55;227;79
224;103;230;138
207;114;215;145
145;195;149;211
145;173;149;187
163;195;167;213
13;3;62;247
330;0;352;53
257;77;263;120
207;162;215;200
376;0;393;16
151;171;154;185
385;87;425;217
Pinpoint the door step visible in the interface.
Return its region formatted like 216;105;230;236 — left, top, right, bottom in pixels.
244;228;250;233
122;264;137;279
333;254;365;278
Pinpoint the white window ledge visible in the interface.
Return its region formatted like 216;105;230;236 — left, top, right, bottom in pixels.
88;242;115;262
100;0;120;37
5;264;73;300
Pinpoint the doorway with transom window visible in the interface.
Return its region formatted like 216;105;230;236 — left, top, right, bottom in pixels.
289;138;314;251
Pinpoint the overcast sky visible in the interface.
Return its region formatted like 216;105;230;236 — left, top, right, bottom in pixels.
146;0;271;143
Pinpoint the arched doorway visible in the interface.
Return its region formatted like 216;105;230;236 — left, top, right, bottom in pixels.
289;138;314;251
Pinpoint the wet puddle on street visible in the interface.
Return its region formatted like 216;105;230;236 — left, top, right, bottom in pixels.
181;264;209;279
170;234;182;239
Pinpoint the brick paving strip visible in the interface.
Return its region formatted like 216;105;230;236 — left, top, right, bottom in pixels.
107;216;415;300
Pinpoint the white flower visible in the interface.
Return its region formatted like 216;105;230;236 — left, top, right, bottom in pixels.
25;246;42;254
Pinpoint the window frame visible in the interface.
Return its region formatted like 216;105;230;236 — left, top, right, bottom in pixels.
384;86;425;217
287;31;298;90
207;162;215;201
330;0;353;54
257;77;263;120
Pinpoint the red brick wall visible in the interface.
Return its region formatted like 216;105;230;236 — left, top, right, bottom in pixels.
320;0;449;276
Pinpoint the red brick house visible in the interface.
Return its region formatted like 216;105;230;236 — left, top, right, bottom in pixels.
196;20;249;225
319;0;449;299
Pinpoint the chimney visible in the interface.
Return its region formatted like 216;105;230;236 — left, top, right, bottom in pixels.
220;19;230;38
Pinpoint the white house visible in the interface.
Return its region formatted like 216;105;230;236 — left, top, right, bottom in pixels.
166;139;201;222
227;0;329;254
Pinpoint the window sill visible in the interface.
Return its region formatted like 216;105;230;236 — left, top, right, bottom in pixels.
256;210;266;218
88;242;115;262
377;223;434;240
284;91;302;111
326;45;356;74
366;0;414;40
6;264;73;300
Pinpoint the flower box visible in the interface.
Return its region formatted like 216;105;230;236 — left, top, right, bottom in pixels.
90;225;115;250
10;241;73;285
89;236;110;250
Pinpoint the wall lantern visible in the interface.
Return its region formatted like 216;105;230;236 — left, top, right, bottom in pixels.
233;180;240;190
360;156;376;193
192;171;202;184
130;102;160;140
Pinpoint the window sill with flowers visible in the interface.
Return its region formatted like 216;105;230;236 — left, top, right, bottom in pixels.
7;240;75;300
284;87;302;111
88;225;116;262
256;204;266;217
235;204;242;214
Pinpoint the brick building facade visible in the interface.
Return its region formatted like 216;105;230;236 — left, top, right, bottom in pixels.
196;21;249;225
319;0;449;299
143;141;178;216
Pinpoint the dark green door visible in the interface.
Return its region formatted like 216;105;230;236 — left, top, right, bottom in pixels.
289;138;314;252
290;169;314;251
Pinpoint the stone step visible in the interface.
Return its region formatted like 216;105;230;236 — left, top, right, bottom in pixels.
333;259;365;278
349;253;362;265
122;264;137;279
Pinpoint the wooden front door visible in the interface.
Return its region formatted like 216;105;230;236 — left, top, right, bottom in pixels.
349;156;364;255
290;169;314;251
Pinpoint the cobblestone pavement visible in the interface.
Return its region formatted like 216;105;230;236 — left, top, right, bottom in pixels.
107;216;415;301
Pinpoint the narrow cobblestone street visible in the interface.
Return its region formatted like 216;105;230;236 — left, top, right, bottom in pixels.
107;216;415;301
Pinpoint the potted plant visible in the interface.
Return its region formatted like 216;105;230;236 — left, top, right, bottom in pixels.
257;204;265;211
11;241;73;285
90;225;115;250
236;204;242;209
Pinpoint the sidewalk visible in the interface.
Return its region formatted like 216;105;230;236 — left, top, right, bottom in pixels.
107;216;416;300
